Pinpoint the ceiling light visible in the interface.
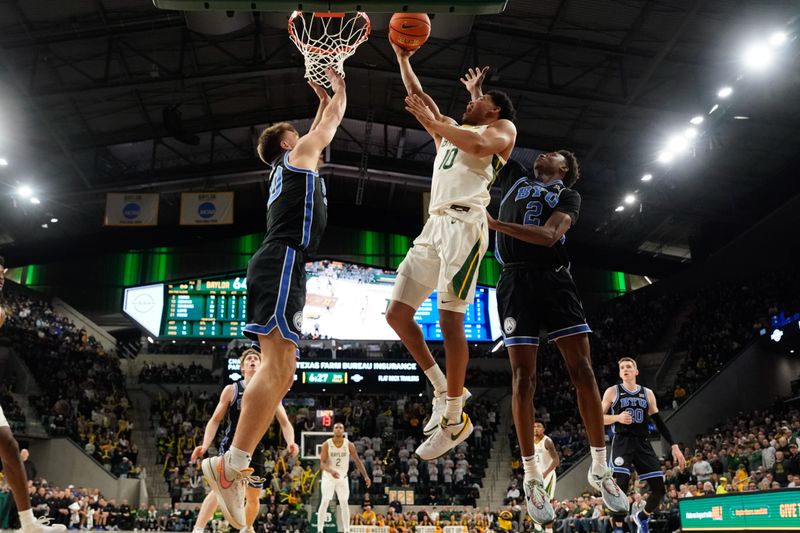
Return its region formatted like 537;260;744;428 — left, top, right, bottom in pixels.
16;185;32;198
709;104;719;114
689;116;704;125
743;44;774;70
491;339;504;353
50;217;58;223
147;336;154;343
666;135;688;152
769;31;787;46
0;158;8;166
644;276;653;285
615;205;624;212
41;223;48;229
30;197;41;205
657;151;674;164
624;194;636;205
717;86;733;98
733;116;750;120
684;127;698;139
641;173;653;182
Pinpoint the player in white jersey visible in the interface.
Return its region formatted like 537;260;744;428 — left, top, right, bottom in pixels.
386;49;517;461
532;421;560;533
316;423;370;533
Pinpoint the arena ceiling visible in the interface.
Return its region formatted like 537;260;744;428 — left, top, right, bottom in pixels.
0;0;798;277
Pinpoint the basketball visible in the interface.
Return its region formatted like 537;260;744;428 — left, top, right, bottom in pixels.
389;13;431;51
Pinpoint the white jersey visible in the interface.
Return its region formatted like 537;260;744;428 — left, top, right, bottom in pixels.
324;438;350;479
534;435;556;474
429;124;505;221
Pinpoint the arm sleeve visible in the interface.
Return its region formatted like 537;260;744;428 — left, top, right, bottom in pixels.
555;189;581;226
650;412;675;446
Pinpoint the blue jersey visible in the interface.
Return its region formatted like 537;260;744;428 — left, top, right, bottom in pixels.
610;384;652;437
265;151;328;257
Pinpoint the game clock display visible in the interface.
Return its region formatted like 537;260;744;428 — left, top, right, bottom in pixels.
162;277;248;338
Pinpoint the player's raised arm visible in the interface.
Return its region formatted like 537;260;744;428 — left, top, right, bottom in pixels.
646;388;686;469
348;441;371;488
275;403;299;458
290;68;347;169
191;385;234;463
307;81;331;133
392;43;448;123
460;66;489;101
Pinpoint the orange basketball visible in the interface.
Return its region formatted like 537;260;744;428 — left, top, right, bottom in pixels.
389;13;431;51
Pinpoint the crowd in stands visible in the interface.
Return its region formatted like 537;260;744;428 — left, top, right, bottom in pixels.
0;287;139;478
672;271;800;399
0;388;26;432
145;341;228;357
140;363;214;384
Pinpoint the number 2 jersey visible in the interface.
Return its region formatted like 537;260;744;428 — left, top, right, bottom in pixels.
324;437;350;480
610;384;652;437
429;124;506;222
495;159;581;269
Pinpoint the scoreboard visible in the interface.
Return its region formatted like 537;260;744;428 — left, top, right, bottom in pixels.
680;489;800;530
124;261;502;341
163;277;248;338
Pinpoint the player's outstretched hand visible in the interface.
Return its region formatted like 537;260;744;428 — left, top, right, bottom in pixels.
0;307;6;329
460;66;489;93
672;445;686;470
364;477;372;488
618;411;633;425
190;446;207;464
486;211;500;231
404;94;436;127
308;81;330;103
391;42;416;59
287;442;300;458
325;68;345;93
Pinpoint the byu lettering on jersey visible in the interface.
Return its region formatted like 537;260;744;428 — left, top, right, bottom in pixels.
493;159;591;347
243;151;328;346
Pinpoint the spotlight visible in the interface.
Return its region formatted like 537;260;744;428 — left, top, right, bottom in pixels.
0;158;7;166
769;31;787;46
30;197;41;205
50;217;58;223
689;116;704;125
743;44;774;70
615;205;624;212
16;185;32;198
41;223;48;229
733;116;750;120
684;127;698;139
667;135;688;152
624;194;636;205
641;173;653;182
717;86;733;98
657;151;674;164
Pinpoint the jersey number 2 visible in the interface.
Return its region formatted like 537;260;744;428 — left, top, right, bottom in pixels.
335;458;342;467
438;148;459;170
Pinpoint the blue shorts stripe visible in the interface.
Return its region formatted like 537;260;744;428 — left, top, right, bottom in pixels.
243;247;300;347
612;467;631;474
638;471;665;480
504;336;539;346
547;323;592;342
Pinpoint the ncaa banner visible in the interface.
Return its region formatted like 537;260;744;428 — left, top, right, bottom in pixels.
179;192;234;225
104;193;159;226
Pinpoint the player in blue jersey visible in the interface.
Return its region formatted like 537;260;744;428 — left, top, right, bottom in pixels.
191;348;298;533
602;357;685;533
488;150;629;523
202;68;346;529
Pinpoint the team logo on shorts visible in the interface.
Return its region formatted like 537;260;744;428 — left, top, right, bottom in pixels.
293;312;303;331
504;317;517;335
614;457;624;466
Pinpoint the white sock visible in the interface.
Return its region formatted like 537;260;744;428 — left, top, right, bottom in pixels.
545;528;554;533
227;446;251;470
590;447;607;476
193;528;205;533
444;396;462;423
19;509;37;531
424;365;447;395
522;455;542;483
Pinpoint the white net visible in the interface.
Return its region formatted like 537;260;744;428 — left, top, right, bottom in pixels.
288;11;371;88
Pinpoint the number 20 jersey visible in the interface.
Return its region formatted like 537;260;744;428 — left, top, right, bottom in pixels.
495;160;581;269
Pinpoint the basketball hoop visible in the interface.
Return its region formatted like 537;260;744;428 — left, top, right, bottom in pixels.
288;11;370;89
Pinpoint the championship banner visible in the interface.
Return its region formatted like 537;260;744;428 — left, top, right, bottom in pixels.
679;489;800;530
179;192;234;225
104;193;159;226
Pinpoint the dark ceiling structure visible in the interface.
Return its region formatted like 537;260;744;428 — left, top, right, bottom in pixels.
0;0;798;277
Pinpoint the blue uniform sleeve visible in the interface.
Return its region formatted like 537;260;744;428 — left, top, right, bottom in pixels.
555;189;581;226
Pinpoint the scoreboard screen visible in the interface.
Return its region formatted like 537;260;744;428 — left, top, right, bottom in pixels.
124;261;501;341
